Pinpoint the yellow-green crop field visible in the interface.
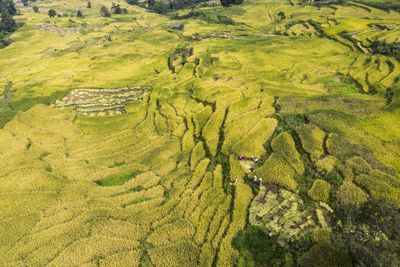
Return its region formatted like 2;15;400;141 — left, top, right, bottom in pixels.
0;0;400;265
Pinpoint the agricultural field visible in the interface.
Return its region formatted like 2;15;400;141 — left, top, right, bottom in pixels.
0;0;400;265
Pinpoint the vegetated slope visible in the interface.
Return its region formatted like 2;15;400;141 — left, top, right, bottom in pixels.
0;0;399;266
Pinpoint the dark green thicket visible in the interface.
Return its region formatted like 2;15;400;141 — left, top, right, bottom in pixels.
332;198;400;266
173;10;237;25
370;41;400;61
353;0;400;12
0;0;18;48
100;5;111;17
48;9;56;17
233;226;294;266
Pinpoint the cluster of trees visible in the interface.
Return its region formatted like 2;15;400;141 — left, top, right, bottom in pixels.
220;0;243;7
235;197;400;266
0;0;17;47
100;3;128;17
124;0;244;15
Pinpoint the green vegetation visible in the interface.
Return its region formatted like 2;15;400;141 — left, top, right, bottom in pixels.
95;170;142;186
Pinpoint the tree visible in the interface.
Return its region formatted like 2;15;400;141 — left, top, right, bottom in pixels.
87;1;91;8
76;10;83;18
0;10;16;32
32;6;39;12
147;0;155;6
21;0;29;6
100;5;111;17
111;3;121;14
220;0;231;7
220;0;243;7
48;9;56;17
0;0;17;15
332;199;400;267
126;0;139;5
150;1;168;14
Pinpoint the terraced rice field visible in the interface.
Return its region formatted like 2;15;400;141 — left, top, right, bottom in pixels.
0;0;400;265
54;87;151;116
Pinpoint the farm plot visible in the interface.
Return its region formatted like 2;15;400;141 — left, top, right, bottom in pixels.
53;87;151;116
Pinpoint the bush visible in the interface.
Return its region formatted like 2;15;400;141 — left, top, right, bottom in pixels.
332;198;400;267
150;1;169;15
308;179;331;202
76;10;83;18
126;0;138;5
48;9;57;17
233;226;293;267
100;5;111;17
297;242;352;267
33;6;39;12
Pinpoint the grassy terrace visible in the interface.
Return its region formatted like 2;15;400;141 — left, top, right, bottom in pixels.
0;0;399;265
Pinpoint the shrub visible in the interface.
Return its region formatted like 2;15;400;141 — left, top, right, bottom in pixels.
297;242;352;267
48;9;57;17
76;10;83;18
295;123;325;161
271;132;304;175
308;179;331;202
336;181;368;207
33;6;39;12
252;153;297;191
100;5;111;17
150;1;169;15
233;226;294;267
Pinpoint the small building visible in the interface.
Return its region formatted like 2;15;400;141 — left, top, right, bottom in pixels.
172;24;184;31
